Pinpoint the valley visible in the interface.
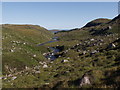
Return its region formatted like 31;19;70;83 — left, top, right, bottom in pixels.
1;14;120;88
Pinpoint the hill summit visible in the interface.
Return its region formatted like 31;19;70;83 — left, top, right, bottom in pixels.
84;18;111;27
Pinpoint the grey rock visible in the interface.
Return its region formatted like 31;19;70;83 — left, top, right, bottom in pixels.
79;73;92;87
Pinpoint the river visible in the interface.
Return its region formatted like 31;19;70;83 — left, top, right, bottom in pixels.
38;37;60;61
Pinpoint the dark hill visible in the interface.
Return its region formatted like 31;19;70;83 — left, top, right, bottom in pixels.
84;18;111;27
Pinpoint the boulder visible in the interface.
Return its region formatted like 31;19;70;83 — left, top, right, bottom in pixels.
83;51;87;55
108;26;112;29
43;64;48;68
35;71;40;74
90;38;95;41
61;59;69;63
108;43;116;49
33;54;36;57
79;73;92;87
11;76;17;80
10;49;14;52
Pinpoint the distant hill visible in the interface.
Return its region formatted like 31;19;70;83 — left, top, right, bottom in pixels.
56;15;119;38
2;24;53;41
50;29;61;33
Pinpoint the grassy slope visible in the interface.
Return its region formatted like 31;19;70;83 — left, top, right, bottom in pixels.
2;24;53;75
2;15;120;88
45;15;120;88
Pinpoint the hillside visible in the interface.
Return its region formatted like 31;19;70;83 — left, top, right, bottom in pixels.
84;18;111;27
2;15;120;88
56;15;119;40
46;15;120;88
2;24;53;75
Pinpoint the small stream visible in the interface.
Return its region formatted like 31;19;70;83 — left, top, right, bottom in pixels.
38;37;60;61
45;47;60;61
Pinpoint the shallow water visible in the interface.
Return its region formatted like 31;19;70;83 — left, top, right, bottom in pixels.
38;37;60;61
37;40;56;46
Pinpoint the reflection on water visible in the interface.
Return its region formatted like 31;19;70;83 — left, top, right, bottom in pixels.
37;37;59;46
37;41;56;46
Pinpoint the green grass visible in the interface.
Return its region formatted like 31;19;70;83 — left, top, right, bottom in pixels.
2;24;53;75
2;15;120;88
